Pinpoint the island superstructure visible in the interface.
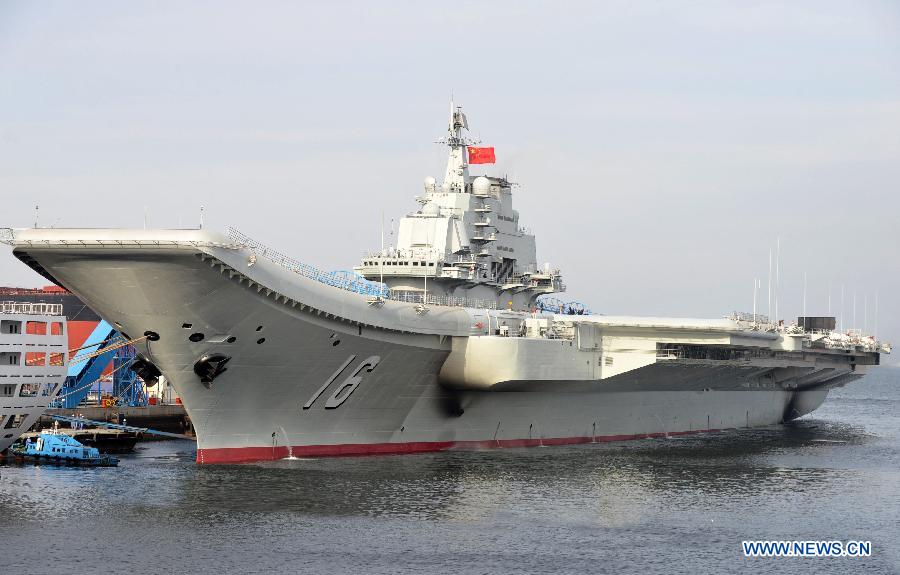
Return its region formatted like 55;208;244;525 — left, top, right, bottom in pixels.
1;104;890;464
353;103;562;311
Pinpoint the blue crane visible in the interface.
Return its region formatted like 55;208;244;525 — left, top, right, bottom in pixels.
52;321;148;408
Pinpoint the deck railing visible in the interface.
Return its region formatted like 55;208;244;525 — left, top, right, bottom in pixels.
390;291;497;310
0;302;64;316
226;227;498;309
227;227;389;298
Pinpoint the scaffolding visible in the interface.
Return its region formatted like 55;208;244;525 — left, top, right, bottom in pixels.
112;344;147;407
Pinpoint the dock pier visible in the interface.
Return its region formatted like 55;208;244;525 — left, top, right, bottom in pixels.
40;404;193;436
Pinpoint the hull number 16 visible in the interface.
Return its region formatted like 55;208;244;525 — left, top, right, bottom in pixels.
302;354;380;410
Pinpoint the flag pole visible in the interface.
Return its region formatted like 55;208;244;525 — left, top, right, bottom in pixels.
380;211;384;288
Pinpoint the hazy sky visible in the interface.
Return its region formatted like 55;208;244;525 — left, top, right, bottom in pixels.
1;1;898;358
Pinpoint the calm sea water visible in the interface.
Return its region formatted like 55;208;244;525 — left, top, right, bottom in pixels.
2;367;899;575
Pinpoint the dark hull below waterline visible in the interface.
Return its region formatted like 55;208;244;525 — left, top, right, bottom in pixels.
198;427;744;464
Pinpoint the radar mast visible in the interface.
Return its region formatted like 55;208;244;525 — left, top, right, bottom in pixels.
438;100;478;193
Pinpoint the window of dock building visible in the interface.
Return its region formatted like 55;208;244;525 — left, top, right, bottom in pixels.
38;382;55;396
51;322;64;335
25;321;47;335
1;352;20;365
25;352;46;366
49;353;64;366
1;320;22;334
3;414;26;429
1;384;15;397
19;383;37;397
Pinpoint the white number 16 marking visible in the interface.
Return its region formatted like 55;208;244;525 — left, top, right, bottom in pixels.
302;354;381;410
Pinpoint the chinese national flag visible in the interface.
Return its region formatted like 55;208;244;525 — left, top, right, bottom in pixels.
467;146;496;164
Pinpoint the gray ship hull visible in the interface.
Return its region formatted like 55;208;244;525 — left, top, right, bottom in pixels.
5;102;887;464
8;236;865;464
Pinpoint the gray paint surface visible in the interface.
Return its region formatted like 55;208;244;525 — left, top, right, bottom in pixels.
8;238;876;462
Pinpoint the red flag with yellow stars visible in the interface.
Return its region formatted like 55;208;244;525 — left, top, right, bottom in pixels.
467;146;496;164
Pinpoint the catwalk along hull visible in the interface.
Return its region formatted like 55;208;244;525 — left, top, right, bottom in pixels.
7;232;874;464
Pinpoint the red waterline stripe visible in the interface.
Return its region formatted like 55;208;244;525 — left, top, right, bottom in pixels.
196;428;726;464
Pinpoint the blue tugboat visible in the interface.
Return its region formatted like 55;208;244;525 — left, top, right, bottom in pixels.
11;430;119;467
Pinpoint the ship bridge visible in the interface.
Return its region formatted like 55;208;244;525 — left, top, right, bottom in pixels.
353;102;563;311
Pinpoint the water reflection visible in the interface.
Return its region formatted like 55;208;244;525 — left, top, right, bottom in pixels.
183;419;873;517
4;417;877;526
3;369;898;575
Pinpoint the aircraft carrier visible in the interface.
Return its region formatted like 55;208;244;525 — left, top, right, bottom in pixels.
1;103;890;463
